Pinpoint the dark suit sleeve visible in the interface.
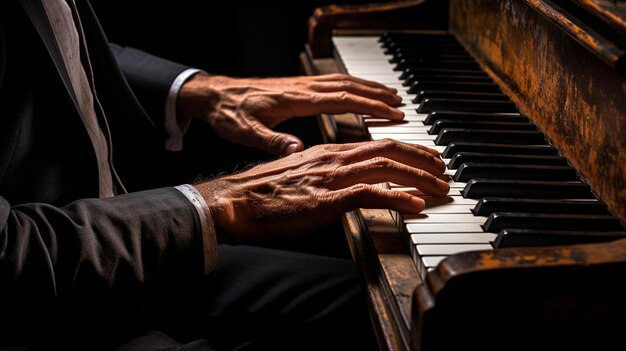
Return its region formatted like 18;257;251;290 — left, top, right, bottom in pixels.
0;187;206;337
109;44;191;127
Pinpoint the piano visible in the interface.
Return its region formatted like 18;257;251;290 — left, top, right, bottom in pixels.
300;1;626;350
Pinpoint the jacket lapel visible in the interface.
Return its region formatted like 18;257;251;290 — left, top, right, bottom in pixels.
18;0;81;113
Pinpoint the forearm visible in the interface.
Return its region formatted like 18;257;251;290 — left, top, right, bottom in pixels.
110;44;190;129
0;188;206;318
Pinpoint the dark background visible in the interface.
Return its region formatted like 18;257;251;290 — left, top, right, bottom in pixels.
91;0;369;77
91;0;373;179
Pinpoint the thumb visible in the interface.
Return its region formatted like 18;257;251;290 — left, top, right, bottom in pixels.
249;120;304;156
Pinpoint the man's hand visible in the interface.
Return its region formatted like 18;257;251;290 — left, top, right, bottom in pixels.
177;73;404;156
193;139;449;245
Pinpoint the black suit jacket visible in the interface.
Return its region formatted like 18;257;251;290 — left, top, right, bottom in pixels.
0;0;206;343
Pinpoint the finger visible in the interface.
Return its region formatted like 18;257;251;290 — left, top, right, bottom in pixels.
309;81;402;106
329;139;440;157
328;184;426;214
327;157;450;196
314;73;399;94
246;119;305;156
341;139;445;175
283;91;404;120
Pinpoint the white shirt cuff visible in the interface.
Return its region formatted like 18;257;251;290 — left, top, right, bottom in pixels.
174;184;218;274
164;68;205;151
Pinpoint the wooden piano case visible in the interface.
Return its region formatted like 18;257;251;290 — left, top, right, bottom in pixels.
300;0;626;350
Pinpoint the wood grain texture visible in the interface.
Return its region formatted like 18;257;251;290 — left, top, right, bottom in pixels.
450;0;626;224
412;239;626;350
574;0;626;32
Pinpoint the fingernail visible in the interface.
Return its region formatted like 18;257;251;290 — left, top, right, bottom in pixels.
285;143;299;155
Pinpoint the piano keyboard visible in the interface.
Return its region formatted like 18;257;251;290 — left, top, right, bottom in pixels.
333;33;626;278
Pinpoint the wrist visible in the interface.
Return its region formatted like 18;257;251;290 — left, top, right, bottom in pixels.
192;179;236;244
177;73;223;120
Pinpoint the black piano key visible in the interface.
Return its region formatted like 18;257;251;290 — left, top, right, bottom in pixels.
408;81;501;94
417;98;519;113
385;46;469;55
429;120;535;135
413;91;507;104
461;179;595;199
472;198;610;216
453;163;579;182
442;142;559;158
482;213;624;233
493;229;626;248
424;111;527;125
435;129;547;145
383;41;465;52
399;67;486;79
395;57;477;67
395;59;481;71
448;153;568;169
390;52;473;64
400;72;490;86
379;32;459;43
380;35;461;45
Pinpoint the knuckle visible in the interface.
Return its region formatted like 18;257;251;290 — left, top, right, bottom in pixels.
369;156;393;169
266;133;284;149
373;138;397;151
340;80;353;89
328;164;347;179
414;168;425;178
348;184;373;199
333;73;349;80
336;91;349;102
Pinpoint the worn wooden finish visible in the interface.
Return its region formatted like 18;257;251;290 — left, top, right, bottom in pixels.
412;239;626;350
527;0;626;72
450;0;626;224
358;208;423;350
341;210;407;351
308;0;448;57
574;0;626;32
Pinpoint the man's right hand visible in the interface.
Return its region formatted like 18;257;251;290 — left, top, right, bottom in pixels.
193;139;449;245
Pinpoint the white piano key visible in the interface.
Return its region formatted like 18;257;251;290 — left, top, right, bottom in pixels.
364;119;426;125
370;137;437;147
392;187;463;197
422;195;478;206
402;213;486;223
391;181;466;189
415;244;493;256
411;233;497;244
420;205;474;214
333;36;382;48
370;133;435;140
406;223;484;233
369;126;430;134
422;256;447;268
398;106;421;112
395;140;437;146
362;115;426;122
345;74;403;84
447;181;467;188
347;66;392;75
